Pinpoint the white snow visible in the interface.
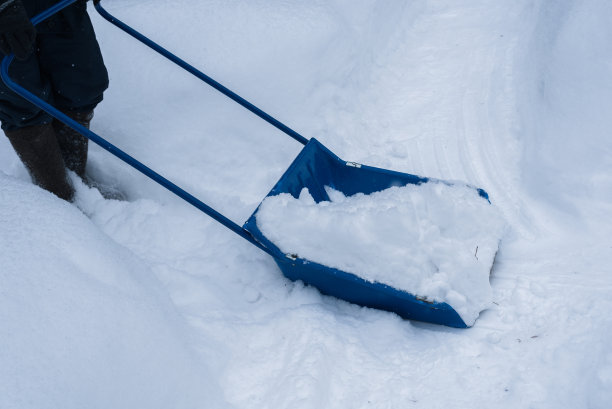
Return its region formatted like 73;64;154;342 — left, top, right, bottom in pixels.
1;0;612;408
0;174;225;409
256;184;505;325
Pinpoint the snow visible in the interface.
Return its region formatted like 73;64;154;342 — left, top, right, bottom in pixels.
1;0;612;408
0;174;225;409
256;184;505;325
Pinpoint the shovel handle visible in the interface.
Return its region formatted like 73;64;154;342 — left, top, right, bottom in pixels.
0;0;275;256
93;0;309;146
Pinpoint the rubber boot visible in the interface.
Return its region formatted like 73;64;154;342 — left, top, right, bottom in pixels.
5;123;75;201
53;110;93;179
53;111;126;201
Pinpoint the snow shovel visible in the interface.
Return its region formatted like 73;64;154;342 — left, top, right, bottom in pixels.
1;0;494;328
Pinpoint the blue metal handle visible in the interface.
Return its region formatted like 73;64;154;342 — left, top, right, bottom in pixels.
93;0;309;146
0;0;274;256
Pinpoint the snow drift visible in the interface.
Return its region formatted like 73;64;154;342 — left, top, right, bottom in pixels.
0;174;226;409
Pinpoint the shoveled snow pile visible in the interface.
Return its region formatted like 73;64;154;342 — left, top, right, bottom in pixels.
256;182;505;325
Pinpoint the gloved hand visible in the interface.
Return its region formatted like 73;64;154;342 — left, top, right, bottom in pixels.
0;0;36;60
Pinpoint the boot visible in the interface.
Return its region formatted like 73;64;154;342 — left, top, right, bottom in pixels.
5;123;75;201
53;111;126;201
53;110;93;179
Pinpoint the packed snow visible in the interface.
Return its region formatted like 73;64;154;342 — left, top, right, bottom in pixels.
2;0;612;408
256;184;505;325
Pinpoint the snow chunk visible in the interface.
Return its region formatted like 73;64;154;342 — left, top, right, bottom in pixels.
256;182;505;325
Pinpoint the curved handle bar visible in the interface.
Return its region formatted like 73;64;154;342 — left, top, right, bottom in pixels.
0;0;276;256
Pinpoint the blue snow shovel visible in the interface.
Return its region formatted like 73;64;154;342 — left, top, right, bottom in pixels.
1;0;495;328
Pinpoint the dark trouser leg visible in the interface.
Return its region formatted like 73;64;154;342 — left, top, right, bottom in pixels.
0;1;108;132
0;52;54;131
5;124;74;201
37;3;108;112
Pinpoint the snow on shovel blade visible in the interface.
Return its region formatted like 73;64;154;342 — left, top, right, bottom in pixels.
243;138;499;328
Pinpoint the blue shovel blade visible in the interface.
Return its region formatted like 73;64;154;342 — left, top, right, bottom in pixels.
244;138;492;328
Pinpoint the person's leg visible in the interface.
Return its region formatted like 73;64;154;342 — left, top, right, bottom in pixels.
37;1;109;179
0;1;109;201
0;51;74;201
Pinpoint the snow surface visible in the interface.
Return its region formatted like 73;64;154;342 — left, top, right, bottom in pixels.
0;174;225;409
256;184;505;325
2;0;612;408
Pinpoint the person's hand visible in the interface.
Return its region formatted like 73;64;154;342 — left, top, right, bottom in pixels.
0;0;36;60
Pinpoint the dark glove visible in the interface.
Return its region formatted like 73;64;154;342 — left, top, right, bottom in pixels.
0;0;36;60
